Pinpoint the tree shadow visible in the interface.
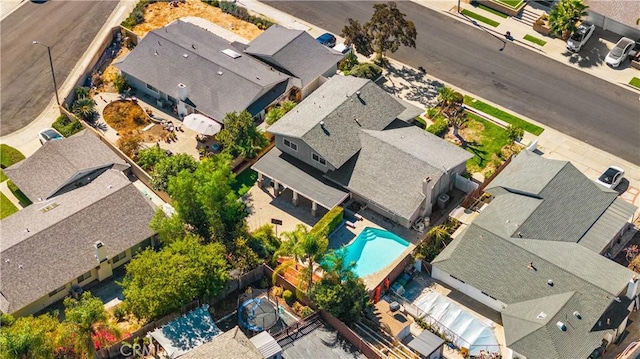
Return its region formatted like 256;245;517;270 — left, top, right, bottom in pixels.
379;65;443;107
564;40;607;68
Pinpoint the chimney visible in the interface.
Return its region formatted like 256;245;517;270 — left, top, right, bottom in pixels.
626;276;639;299
422;176;433;196
94;241;107;263
177;83;187;101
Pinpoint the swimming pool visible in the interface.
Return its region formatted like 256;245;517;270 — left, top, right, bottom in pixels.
339;227;410;278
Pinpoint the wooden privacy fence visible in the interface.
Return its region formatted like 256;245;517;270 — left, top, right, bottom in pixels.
461;154;514;209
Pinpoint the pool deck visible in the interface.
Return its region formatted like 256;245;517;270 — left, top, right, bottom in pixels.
329;209;423;291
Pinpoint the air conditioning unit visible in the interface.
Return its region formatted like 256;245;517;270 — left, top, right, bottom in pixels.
437;193;450;209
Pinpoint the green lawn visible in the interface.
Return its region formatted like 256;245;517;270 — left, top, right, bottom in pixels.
7;180;32;207
233;168;258;197
477;4;508;18
464;96;544;135
461;9;500;27
493;0;524;8
0;192;18;219
523;34;547;46
464;113;512;173
630;77;640;89
0;169;7;183
0;144;25;169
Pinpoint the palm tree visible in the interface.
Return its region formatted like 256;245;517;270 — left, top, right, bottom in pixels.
273;224;328;292
63;292;120;358
548;0;588;39
319;249;356;284
75;86;90;99
72;97;97;122
427;225;451;248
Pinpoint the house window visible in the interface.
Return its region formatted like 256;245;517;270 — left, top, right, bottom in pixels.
113;251;127;263
312;153;326;166
49;285;66;297
283;138;298;152
146;83;159;93
77;271;92;284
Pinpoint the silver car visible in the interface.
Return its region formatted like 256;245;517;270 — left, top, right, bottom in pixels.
595;166;625;189
566;22;595;52
605;37;635;67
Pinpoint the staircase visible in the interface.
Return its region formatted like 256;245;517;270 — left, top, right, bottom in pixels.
514;6;543;27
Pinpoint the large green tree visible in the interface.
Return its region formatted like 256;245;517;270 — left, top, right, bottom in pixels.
312;250;368;324
548;0;588;39
341;2;417;61
167;155;247;245
274;224;328;292
136;146;169;172
217;111;269;159
0;313;60;359
120;235;230;320
150;153;199;191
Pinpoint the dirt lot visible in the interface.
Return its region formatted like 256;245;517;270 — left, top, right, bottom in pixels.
133;0;264;40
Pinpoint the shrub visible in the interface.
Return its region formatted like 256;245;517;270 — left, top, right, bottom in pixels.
413;116;427;129
310;206;344;238
121;0;150;29
0;313;15;327
427;118;449;137
426;107;439;119
113;74;129;94
338;52;359;72
113;304;127;322
136;146;169;171
300;306;314;318
272;286;284;297
117;135;143;158
506;125;524;142
7;180;32;206
349;62;382;80
0;144;25;169
52;114;84;138
265;107;285;125
283;290;294;305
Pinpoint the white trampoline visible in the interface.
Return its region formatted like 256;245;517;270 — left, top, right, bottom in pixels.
414;291;499;355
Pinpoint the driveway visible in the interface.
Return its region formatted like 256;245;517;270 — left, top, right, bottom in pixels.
0;0;118;135
263;1;640;165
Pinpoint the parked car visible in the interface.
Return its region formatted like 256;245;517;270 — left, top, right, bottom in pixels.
316;33;336;48
333;43;353;54
595;166;625;189
566;22;595;52
38;128;63;145
605;37;635;67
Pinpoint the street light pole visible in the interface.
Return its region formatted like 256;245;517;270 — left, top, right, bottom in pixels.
32;41;60;107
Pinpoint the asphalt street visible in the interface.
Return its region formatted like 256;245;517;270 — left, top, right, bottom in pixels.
265;1;640;165
1;0;118;135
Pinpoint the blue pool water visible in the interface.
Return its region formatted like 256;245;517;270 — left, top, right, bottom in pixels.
339;227;410;278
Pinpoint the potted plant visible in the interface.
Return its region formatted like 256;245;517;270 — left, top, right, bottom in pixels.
533;13;552;36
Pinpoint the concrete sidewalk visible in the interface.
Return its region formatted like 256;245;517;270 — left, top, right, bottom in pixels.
411;0;640;92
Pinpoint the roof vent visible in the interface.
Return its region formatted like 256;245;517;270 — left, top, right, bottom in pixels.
154;50;159;56
319;121;325;127
183;53;189;58
217;71;223;76
556;321;567;331
573;311;582;320
517;232;523;238
547;279;554;287
536;312;547;319
356;90;361;96
614;297;621;303
222;48;242;58
354;118;361;126
25;228;30;233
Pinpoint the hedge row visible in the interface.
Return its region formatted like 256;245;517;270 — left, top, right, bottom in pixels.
427;118;448;137
202;0;274;29
310;206;344;238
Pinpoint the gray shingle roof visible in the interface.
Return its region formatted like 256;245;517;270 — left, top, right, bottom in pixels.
3;130;128;201
485;150;625;246
252;147;349;209
326;125;471;220
432;224;636;359
579;198;638;253
0;170;156;314
267;76;406;168
180;326;262;359
432;151;639;359
115;20;291;120
245;25;344;87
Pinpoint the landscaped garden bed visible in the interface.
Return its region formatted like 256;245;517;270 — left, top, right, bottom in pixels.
463;95;544;135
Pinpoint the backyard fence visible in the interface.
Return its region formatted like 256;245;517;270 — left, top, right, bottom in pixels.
460;154;514;209
96;265;265;358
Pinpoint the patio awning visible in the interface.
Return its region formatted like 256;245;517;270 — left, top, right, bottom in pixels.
252;147;349;210
183;113;222;136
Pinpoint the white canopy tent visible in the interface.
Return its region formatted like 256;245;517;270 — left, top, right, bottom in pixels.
183;114;222;136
